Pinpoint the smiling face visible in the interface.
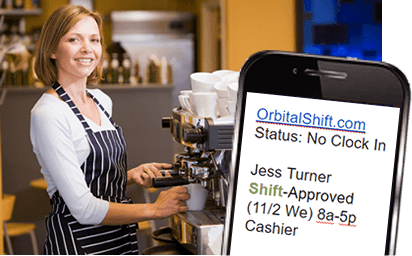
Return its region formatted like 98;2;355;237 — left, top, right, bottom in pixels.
51;16;102;83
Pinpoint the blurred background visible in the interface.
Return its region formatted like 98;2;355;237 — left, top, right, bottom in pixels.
299;0;381;61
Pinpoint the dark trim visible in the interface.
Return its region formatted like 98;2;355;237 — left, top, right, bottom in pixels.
295;0;304;53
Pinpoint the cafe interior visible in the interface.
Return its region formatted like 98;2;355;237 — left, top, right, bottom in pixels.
0;0;382;254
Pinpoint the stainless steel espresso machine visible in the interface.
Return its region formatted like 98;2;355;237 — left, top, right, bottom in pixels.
148;107;234;255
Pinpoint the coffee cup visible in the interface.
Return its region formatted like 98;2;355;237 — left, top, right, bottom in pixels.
179;90;196;113
192;92;218;119
178;95;193;112
214;80;232;98
190;72;221;93
217;97;230;117
226;100;237;116
214;115;235;125
227;82;238;102
185;183;209;211
222;71;240;82
212;70;237;78
180;90;192;96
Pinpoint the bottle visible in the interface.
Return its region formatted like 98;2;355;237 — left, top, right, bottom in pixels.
19;18;31;48
0;21;9;46
5;0;13;9
13;69;21;86
9;21;20;43
147;55;160;83
14;0;24;9
0;21;11;45
27;55;35;86
168;63;173;84
133;60;142;84
122;53;131;84
31;0;39;8
107;42;125;66
110;53;119;84
160;57;168;85
24;0;32;9
2;57;13;86
118;66;124;84
7;54;20;86
20;57;29;86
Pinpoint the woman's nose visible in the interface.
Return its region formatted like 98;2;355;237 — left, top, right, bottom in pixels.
81;42;92;53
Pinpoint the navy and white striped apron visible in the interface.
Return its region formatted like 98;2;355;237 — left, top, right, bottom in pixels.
43;82;139;255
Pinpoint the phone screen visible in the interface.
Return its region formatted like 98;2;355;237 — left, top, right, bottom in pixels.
227;92;401;255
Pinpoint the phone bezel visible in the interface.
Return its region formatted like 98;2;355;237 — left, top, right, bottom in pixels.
222;51;410;255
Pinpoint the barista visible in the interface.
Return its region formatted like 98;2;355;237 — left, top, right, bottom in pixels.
30;4;190;255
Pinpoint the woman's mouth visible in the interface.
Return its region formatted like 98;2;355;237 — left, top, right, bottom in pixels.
75;59;93;63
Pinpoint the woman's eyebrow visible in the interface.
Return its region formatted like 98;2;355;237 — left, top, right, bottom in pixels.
64;32;100;37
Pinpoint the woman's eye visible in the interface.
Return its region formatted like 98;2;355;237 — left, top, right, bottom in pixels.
69;38;79;42
91;39;100;43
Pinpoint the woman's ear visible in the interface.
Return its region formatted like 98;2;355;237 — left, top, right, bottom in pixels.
50;53;56;59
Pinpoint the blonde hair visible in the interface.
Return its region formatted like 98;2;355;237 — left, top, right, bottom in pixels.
34;4;105;85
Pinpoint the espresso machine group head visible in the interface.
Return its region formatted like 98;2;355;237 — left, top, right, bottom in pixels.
151;107;234;254
153;107;233;207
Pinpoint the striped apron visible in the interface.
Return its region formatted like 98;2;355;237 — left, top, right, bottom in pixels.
43;82;139;255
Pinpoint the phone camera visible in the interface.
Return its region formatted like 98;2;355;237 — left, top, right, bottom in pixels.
292;68;298;75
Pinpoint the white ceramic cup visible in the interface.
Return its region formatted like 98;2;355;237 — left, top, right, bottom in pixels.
180;90;192;96
212;70;237;78
190;72;222;93
227;82;238;102
222;72;240;81
192;92;218;119
226;100;237;116
214;80;232;98
185;183;209;211
179;95;192;112
214;115;235;125
179;90;196;113
217;97;230;117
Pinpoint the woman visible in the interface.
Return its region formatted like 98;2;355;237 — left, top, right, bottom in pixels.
30;4;190;255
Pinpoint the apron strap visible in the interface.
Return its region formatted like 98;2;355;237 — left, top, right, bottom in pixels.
51;82;118;131
87;91;118;128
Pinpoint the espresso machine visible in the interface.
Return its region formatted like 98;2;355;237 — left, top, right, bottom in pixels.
149;107;234;255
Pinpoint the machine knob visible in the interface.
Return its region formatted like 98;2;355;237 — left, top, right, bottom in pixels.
183;128;203;143
162;117;171;128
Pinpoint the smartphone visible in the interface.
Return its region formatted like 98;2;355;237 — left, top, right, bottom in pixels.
222;51;409;255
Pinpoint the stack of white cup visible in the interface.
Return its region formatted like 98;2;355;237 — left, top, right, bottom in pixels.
178;70;239;120
213;70;239;118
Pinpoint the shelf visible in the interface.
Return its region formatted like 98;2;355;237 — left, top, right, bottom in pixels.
91;83;174;89
0;83;174;92
0;8;42;16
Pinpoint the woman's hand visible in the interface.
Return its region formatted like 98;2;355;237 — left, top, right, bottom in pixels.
101;185;190;225
127;162;173;188
152;186;190;218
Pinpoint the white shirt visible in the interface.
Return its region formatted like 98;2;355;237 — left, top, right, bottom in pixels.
30;89;115;225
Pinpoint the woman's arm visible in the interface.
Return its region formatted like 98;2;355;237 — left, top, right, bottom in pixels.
30;99;110;225
100;186;190;225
